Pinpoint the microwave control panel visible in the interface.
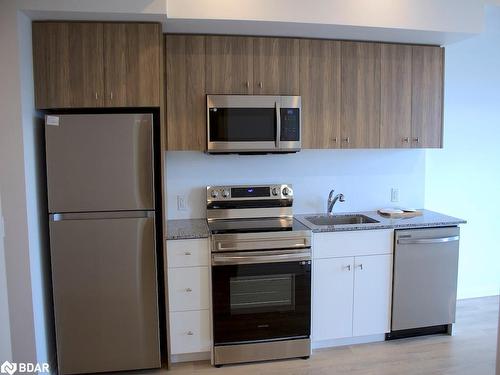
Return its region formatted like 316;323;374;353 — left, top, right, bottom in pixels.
280;108;300;141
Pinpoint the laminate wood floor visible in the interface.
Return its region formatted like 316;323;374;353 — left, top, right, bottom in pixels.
122;296;499;375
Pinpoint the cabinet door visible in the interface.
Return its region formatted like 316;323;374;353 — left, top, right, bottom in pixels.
380;44;412;148
353;254;392;336
253;37;299;95
313;257;354;341
411;46;444;148
166;35;206;150
33;22;104;109
169;310;211;354
205;36;253;94
300;39;341;149
341;42;381;148
104;23;161;107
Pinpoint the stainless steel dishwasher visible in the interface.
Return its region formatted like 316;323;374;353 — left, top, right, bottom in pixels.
388;226;460;339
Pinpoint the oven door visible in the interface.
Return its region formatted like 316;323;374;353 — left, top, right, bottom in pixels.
211;249;311;345
207;95;301;153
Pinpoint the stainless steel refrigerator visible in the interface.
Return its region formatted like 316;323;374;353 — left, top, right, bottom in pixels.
45;114;161;375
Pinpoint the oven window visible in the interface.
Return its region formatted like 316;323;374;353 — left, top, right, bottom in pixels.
230;274;295;315
209;108;275;142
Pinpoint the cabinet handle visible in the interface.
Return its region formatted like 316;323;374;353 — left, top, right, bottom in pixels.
258;81;263;88
402;137;410;143
342;137;350;143
356;264;363;270
332;137;338;143
184;251;192;256
343;264;351;271
185;288;192;292
187;331;194;336
95;92;98;100
110;91;113;100
413;137;419;143
245;81;250;88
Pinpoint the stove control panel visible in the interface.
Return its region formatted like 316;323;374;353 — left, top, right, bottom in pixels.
207;184;293;201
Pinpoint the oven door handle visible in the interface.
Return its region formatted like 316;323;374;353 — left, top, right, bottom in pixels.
212;251;311;266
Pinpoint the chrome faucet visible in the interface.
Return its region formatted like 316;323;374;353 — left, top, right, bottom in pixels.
327;189;345;215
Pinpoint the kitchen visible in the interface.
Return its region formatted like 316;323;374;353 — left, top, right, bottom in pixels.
1;1;499;375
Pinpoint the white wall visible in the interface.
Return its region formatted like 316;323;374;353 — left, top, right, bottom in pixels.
18;10;56;369
166;0;482;33
165;0;483;44
166;150;426;219
0;0;37;365
0;194;13;363
425;5;500;299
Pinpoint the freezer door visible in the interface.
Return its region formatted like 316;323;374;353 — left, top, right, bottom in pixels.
45;114;154;212
49;213;160;374
392;227;460;331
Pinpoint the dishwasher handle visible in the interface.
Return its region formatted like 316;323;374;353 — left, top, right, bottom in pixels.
397;235;459;245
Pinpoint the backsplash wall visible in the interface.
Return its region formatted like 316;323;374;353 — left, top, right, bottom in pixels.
165;149;426;219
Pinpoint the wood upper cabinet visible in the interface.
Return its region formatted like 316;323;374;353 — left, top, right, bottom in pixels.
300;39;341;149
104;23;161;107
205;36;253;94
341;42;381;148
411;46;444;148
380;44;413;148
32;22;161;109
165;35;206;151
253;38;299;95
33;22;104;109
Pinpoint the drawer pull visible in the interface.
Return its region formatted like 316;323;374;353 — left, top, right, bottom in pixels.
185;288;193;292
187;331;194;336
184;251;192;256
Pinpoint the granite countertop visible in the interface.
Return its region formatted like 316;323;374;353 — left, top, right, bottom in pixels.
296;209;466;232
166;219;209;240
166;210;466;240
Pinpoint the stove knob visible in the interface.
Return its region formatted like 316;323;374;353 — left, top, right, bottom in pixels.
211;190;219;199
271;187;280;196
222;189;230;198
282;187;291;196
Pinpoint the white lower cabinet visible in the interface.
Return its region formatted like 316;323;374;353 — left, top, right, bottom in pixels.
313;257;354;340
352;254;392;336
312;230;393;344
168;267;210;311
169;310;211;355
166;239;211;359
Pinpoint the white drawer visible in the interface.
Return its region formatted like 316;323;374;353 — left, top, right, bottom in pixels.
168;267;210;311
167;239;209;268
313;229;393;259
169;310;211;355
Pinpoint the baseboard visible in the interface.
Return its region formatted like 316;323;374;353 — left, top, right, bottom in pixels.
170;351;211;363
312;334;386;350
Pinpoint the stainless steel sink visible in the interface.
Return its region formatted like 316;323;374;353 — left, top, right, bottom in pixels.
304;214;379;226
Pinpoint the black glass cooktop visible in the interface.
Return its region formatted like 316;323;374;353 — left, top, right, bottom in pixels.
207;218;310;235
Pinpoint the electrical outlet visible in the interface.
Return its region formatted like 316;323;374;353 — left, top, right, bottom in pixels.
177;195;188;211
391;188;399;203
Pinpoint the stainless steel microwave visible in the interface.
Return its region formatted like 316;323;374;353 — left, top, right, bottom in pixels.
207;95;301;154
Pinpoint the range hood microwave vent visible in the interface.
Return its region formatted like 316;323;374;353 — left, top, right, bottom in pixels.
206;95;301;154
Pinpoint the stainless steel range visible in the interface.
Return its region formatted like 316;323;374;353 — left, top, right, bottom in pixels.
207;184;312;367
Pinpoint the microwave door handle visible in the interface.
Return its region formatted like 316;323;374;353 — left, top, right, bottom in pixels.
275;101;281;149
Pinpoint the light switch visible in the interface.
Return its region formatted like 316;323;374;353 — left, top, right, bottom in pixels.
391;188;399;203
177;195;188;211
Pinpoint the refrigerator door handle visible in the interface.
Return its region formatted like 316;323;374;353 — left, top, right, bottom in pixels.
50;210;155;222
